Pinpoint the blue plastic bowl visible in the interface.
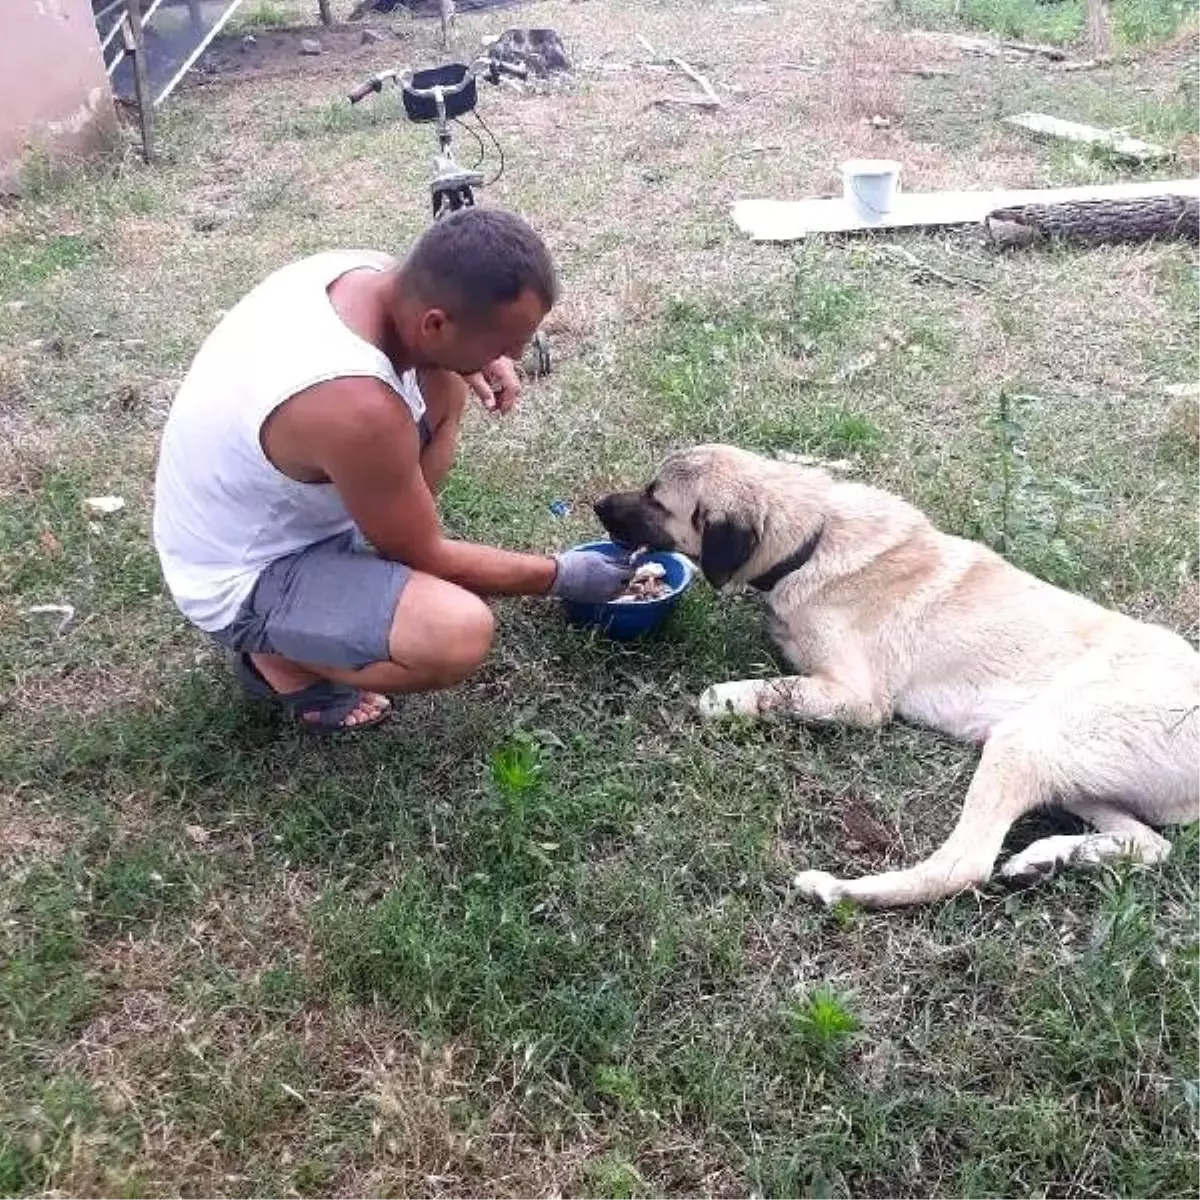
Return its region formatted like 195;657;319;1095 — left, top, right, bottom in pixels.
560;540;696;641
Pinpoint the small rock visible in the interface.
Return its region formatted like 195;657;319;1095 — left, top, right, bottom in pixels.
184;824;210;845
84;495;125;515
241;34;256;51
488;27;572;77
299;38;322;56
866;114;891;128
362;27;384;44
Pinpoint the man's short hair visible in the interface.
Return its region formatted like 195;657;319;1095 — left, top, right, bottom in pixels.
399;208;558;322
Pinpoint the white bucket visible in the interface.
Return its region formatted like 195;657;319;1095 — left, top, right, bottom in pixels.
841;158;901;221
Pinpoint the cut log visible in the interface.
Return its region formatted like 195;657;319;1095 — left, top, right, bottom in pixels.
986;195;1199;248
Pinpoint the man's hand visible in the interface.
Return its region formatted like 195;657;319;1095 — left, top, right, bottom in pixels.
464;356;521;416
550;548;636;604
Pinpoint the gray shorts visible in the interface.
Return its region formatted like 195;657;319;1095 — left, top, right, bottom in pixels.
212;530;411;669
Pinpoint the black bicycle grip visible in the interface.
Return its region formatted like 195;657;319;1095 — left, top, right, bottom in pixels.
348;77;381;104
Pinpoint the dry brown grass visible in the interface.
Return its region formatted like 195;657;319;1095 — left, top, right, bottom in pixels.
0;794;80;877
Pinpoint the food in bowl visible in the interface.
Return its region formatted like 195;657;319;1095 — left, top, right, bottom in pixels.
611;560;669;603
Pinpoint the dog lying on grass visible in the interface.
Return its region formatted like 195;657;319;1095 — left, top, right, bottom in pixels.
596;444;1199;908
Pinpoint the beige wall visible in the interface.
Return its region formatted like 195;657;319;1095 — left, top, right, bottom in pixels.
0;0;119;192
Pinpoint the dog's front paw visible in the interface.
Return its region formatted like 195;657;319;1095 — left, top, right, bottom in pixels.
1000;847;1062;884
697;680;762;719
1001;833;1138;883
793;869;847;907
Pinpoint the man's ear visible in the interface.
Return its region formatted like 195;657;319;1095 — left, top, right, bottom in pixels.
420;308;450;338
699;512;760;588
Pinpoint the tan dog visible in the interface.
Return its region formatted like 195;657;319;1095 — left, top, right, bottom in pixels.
595;445;1199;908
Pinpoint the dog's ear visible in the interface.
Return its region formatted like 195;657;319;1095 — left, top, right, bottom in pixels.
699;512;760;588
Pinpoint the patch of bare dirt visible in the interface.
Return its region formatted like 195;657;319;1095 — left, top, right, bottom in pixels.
189;21;406;86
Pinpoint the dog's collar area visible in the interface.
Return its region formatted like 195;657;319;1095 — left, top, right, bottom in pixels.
748;526;824;592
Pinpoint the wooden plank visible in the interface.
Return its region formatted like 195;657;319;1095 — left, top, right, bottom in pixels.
732;179;1200;242
917;32;1066;59
1001;40;1068;59
1005;112;1170;164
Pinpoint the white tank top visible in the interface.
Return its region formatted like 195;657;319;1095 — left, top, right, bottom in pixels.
152;250;426;632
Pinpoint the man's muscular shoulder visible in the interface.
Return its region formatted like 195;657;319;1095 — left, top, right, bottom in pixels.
261;376;419;484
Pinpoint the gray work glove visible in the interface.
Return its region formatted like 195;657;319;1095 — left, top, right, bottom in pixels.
550;548;636;603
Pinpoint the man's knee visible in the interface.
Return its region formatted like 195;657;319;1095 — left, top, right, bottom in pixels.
389;577;494;687
442;593;494;680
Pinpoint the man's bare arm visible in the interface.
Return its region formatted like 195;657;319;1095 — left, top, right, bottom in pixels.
290;378;557;595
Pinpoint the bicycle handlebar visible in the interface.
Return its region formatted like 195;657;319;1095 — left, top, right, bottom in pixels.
347;57;527;105
347;71;396;103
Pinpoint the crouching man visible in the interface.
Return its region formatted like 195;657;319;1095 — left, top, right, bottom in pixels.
153;208;631;732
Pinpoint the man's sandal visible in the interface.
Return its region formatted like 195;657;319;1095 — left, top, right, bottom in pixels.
232;653;391;734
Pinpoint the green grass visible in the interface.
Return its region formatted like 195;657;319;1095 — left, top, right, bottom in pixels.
898;0;1199;47
0;234;96;297
227;0;295;31
780;987;862;1067
0;0;1197;1194
905;48;1198;183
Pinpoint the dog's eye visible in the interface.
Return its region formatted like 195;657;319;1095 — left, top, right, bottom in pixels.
643;483;667;511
